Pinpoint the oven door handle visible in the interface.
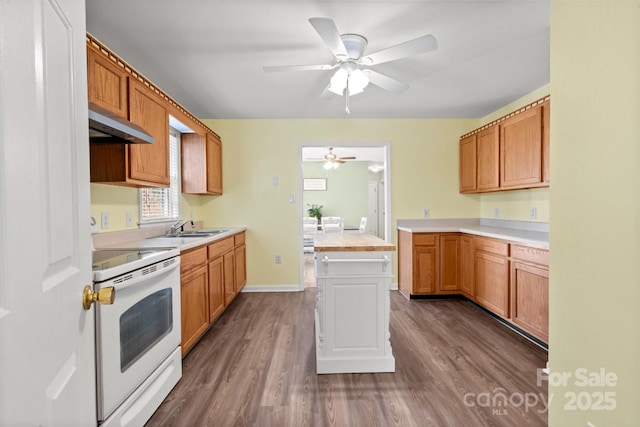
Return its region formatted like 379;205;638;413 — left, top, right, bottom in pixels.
104;258;179;292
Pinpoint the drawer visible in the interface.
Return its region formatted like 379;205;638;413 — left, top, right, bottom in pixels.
234;232;245;246
208;236;234;260
180;246;207;273
511;244;549;267
413;234;437;246
475;237;509;256
314;252;393;278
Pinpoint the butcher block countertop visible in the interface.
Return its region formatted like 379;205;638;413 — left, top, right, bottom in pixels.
313;233;396;252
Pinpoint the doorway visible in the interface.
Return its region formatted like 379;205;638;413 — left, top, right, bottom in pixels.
298;142;391;289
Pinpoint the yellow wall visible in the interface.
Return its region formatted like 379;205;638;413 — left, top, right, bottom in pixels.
90;184;207;231
550;1;640;425
200;119;479;286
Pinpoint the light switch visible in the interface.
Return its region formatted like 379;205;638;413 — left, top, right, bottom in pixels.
272;176;279;186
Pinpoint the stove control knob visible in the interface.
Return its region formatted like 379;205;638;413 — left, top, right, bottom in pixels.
82;285;115;310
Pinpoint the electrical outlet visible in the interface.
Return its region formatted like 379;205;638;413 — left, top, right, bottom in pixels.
423;208;430;219
125;212;133;227
530;207;537;220
493;207;500;218
275;255;282;264
272;176;279;186
101;211;110;229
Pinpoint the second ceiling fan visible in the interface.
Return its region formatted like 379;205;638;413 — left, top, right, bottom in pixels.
263;17;438;113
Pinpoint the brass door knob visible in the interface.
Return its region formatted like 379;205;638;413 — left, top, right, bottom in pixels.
83;285;115;310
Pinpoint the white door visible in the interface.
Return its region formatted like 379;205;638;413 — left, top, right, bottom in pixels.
368;181;378;235
0;1;95;426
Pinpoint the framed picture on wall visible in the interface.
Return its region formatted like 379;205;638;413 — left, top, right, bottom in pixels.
303;178;327;191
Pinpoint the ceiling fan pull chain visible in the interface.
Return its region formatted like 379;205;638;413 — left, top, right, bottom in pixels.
345;79;351;114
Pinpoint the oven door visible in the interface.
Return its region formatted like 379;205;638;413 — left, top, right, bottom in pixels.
95;257;181;421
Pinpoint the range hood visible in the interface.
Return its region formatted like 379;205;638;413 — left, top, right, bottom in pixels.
88;103;154;144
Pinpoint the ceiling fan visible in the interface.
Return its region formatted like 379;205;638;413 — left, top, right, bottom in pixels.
310;147;356;170
263;17;438;113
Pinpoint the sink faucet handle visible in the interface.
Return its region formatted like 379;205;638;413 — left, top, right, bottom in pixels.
170;219;195;235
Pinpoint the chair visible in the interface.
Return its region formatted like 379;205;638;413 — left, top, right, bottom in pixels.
359;217;367;233
321;216;343;233
303;216;318;235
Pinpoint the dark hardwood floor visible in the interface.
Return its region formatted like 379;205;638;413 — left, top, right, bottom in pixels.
146;291;548;427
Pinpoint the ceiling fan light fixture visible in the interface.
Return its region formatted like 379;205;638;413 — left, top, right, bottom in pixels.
348;69;369;94
328;66;369;97
328;67;348;95
323;161;339;170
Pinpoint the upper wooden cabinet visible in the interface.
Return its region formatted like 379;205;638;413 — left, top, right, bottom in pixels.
87;34;223;192
90;78;170;187
87;44;128;118
459;97;550;194
181;131;222;195
459;135;477;193
500;107;543;189
477;125;500;191
128;79;170;185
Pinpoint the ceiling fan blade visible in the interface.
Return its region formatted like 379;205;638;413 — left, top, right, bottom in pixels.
263;64;336;73
366;70;409;94
338;156;356;160
309;17;349;59
362;34;438;65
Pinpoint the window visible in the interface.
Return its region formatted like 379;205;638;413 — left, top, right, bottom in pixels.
139;128;181;224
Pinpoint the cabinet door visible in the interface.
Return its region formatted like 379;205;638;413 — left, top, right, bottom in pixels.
439;235;460;292
511;262;548;342
208;256;225;324
477;125;500;191
206;133;222;195
413;246;438;294
181;132;207;194
223;250;236;305
128;78;170;186
234;244;246;291
460;235;475;299
181;265;209;355
87;45;128;118
500;106;543;188
542;101;550;184
459;135;477;193
475;251;509;318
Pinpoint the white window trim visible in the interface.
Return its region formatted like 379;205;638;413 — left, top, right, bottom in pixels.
138;127;181;225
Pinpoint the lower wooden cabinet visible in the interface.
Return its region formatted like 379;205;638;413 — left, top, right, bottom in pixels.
180;247;209;355
223;250;235;305
398;231;459;297
397;230;549;343
208;256;225;323
510;244;549;342
460;235;475;298
439;235;461;292
475;250;510;318
181;231;247;355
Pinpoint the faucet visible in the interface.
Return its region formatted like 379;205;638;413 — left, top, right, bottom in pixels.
169;219;195;236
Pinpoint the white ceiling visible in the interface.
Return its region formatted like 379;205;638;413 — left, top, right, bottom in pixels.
85;0;549;120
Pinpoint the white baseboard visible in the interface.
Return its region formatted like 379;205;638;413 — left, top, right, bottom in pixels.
241;284;302;293
241;283;399;292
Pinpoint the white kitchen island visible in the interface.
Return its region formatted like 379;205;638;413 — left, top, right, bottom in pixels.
313;233;396;374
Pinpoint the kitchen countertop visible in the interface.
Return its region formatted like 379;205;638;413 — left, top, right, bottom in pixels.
96;227;247;252
314;233;396;252
397;218;549;248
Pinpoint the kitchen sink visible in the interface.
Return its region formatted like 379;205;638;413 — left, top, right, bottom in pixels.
148;229;231;239
179;230;229;237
